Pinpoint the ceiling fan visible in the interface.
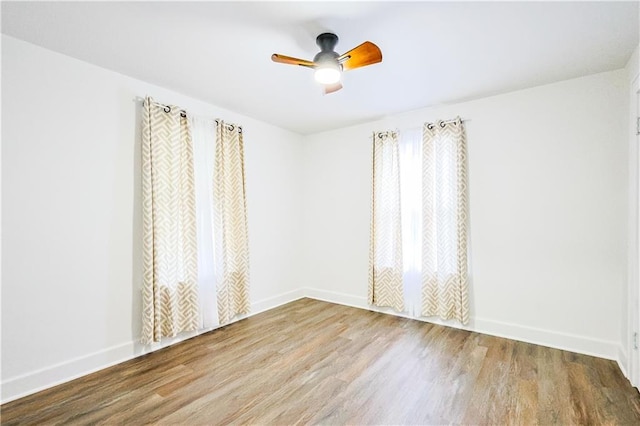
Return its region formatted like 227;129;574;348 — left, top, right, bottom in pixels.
271;33;382;94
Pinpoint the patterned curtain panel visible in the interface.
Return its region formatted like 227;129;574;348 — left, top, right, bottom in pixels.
214;120;251;324
141;97;199;344
368;131;404;312
421;117;470;324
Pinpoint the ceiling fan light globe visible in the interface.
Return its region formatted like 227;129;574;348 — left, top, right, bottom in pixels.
314;67;341;85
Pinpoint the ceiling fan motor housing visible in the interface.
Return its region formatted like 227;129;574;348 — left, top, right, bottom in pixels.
314;33;340;66
316;33;339;52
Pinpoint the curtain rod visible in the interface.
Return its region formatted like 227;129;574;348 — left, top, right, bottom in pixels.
424;117;467;129
375;117;468;139
148;99;243;133
150;100;187;117
151;100;187;118
441;118;466;124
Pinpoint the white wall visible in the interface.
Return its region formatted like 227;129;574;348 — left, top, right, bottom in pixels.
1;33;633;403
1;35;304;401
301;70;629;360
624;43;640;384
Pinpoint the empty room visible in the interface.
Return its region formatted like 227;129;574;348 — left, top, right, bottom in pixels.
2;1;640;424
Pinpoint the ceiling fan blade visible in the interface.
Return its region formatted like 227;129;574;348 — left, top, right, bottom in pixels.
338;41;382;71
324;82;343;94
271;54;315;68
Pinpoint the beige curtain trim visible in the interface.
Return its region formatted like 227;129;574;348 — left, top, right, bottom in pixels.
420;117;470;324
214;120;251;325
141;97;199;344
368;131;404;312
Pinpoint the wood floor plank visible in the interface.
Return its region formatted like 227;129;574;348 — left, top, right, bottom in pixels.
2;298;639;425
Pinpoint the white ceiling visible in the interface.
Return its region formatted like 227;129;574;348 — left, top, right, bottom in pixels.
2;1;638;134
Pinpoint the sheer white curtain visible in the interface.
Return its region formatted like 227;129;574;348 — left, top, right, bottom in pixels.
191;117;219;329
177;116;251;329
398;128;422;316
393;120;469;324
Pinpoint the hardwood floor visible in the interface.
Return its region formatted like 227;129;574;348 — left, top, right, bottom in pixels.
2;298;640;425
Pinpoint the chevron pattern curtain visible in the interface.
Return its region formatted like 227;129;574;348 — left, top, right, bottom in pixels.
214;120;251;324
368;131;404;312
141;98;199;344
421;118;470;324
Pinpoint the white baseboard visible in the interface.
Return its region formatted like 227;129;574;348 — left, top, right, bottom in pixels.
250;288;305;315
618;346;629;380
471;317;618;361
303;287;620;362
1;341;138;405
1;288;304;404
304;287;368;310
1;287;623;404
